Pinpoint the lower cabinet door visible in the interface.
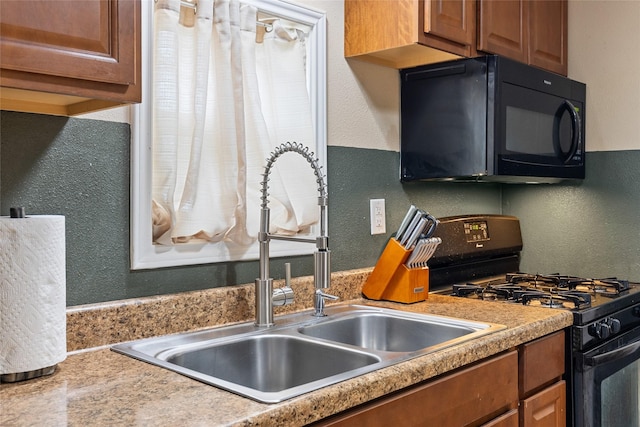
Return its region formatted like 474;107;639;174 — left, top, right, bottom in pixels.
520;380;566;427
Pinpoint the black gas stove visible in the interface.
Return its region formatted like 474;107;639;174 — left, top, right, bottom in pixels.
450;272;640;349
427;215;640;346
453;272;637;315
427;214;640;427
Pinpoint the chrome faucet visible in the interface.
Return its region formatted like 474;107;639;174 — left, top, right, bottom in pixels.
255;142;336;327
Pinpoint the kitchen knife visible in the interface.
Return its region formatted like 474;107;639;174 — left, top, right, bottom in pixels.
420;213;439;239
405;215;428;249
399;210;424;247
396;205;417;242
405;238;426;268
420;237;441;267
405;237;442;268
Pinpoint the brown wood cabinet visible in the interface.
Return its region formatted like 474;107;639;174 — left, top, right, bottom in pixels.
521;381;566;427
478;0;567;75
345;0;567;75
314;330;567;427
482;408;519;427
519;330;565;396
476;0;527;64
518;330;567;427
344;0;475;69
0;0;141;116
315;351;519;426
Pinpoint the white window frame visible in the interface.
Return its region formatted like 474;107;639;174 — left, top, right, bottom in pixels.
130;0;327;270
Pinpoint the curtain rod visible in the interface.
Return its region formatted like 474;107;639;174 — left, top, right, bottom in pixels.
175;0;273;31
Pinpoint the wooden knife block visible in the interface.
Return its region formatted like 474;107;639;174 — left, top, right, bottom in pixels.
362;238;429;304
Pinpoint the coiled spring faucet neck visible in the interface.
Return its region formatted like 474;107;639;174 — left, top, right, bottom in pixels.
259;142;328;210
255;142;333;327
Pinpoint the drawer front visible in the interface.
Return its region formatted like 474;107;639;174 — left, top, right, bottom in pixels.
482;408;519;427
519;330;565;396
318;350;518;427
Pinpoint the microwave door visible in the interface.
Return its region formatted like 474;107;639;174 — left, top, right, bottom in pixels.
553;100;581;164
498;83;583;170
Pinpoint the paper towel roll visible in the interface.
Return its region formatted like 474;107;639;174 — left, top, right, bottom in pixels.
0;215;66;376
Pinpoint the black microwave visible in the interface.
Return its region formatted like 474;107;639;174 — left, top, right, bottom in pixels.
400;55;586;183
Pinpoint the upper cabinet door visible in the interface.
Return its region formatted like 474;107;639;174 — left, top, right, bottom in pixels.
528;0;567;76
477;0;527;64
344;0;567;74
1;0;136;85
478;0;567;75
0;0;141;115
425;0;474;47
344;0;470;69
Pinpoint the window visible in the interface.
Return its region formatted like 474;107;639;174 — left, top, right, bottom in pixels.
131;0;326;269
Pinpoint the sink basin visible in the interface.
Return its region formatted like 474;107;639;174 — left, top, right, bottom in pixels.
163;335;379;397
298;312;483;352
112;304;505;403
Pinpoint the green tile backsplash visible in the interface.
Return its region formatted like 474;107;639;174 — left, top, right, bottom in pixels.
2;111;637;305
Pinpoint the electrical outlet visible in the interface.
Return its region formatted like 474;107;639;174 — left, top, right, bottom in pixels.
370;199;386;235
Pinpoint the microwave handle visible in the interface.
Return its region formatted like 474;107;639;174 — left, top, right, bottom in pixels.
553;100;581;164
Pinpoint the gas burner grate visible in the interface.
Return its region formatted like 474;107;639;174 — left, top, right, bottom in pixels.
505;273;630;297
565;277;630;297
518;289;592;310
506;273;562;286
452;284;517;301
454;283;534;302
450;272;639;311
452;284;483;298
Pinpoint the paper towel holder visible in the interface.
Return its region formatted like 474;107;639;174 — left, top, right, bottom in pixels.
0;366;58;383
10;206;26;218
0;207;63;383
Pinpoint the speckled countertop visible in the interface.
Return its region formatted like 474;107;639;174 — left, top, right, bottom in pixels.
1;268;573;426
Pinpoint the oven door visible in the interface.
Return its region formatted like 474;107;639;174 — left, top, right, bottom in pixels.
573;326;640;427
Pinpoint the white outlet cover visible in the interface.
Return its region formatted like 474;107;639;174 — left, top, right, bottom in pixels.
370;199;386;235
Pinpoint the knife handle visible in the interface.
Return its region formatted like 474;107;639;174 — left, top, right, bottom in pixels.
399;211;423;247
396;205;417;241
405;216;427;249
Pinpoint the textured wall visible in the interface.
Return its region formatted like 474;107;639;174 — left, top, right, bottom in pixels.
4;0;639;306
1;112;502;306
0;112;297;305
3;111;639;305
503;150;640;279
327;146;502;266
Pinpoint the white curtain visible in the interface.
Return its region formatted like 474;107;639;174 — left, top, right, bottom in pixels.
151;0;319;247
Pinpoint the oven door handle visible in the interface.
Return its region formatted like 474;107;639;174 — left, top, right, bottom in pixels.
586;339;640;367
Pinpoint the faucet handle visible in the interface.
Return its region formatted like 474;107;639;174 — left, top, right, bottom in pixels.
316;289;339;301
272;263;294;307
313;289;339;317
285;262;292;287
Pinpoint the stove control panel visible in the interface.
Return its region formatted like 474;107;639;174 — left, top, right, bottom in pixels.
588;317;622;340
575;301;640;351
429;214;522;265
464;221;489;242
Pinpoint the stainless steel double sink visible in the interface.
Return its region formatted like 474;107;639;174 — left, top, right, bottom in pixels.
112;304;505;403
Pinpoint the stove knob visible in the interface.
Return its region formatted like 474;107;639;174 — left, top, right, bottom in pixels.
608;318;621;335
599;322;611;339
589;321;611;340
